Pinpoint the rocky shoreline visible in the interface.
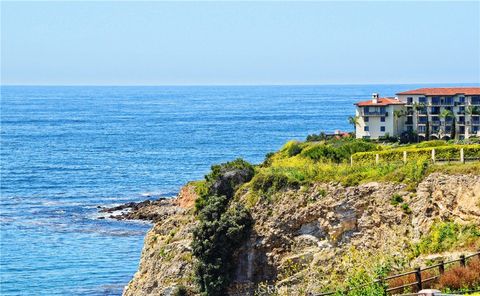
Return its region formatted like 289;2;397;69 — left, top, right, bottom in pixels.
97;184;197;222
97;198;183;222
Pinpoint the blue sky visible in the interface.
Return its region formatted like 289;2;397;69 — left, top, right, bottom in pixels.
1;1;479;85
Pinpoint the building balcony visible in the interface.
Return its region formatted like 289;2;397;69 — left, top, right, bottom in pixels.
360;111;388;116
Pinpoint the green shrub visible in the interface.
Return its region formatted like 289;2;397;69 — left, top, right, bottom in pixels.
172;285;189;296
300;140;378;163
306;132;328;142
301;144;342;163
281;140;304;157
205;158;254;184
390;194;404;206
250;170;300;196
261;152;275;167
415;222;480;255
192;198;252;296
415;140;448;148
191;159;255;295
401;203;412;214
195;158;254;212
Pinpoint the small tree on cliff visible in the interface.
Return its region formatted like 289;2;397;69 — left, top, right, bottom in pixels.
192;198;252;296
191;159;254;296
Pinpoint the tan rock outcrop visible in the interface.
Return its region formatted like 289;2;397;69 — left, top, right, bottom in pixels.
123;173;480;296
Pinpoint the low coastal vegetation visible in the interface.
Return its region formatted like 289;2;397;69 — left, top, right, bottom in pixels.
251;137;480;196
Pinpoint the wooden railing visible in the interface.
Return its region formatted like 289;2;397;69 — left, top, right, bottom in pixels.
313;251;480;296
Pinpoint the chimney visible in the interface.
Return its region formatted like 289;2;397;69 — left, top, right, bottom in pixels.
372;93;379;104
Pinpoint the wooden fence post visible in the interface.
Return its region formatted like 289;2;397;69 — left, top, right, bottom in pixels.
431;149;436;163
350;155;353;166
375;154;379;165
460;255;466;267
439;260;444;274
403;151;407;164
415;267;422;291
460;148;464;163
379;277;387;296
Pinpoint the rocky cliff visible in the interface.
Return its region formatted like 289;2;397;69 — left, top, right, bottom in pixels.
123;173;480;296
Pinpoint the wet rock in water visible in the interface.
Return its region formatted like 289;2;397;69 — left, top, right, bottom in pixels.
99;197;181;223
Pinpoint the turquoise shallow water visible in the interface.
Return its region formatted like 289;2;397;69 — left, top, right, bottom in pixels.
1;84;474;295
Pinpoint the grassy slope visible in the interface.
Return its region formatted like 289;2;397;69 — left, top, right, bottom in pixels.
249;139;480;195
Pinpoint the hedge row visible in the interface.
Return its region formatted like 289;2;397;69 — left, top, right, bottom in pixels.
352;145;480;163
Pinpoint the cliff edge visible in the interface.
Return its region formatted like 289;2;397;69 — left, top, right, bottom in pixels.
123;173;480;296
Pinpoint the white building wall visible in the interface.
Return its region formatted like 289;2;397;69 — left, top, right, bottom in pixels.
355;105;399;139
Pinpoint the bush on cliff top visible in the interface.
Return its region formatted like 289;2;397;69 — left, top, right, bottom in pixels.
195;158;254;212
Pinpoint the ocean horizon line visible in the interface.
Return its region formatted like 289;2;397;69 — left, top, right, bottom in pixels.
2;82;480;88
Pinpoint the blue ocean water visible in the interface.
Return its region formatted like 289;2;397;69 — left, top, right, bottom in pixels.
0;84;473;295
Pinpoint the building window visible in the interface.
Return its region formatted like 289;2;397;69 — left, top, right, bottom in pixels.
419;97;427;104
380;117;385;122
364;126;369;131
380;126;385;132
459;96;465;104
364;116;369;122
407;97;413;104
418;126;426;133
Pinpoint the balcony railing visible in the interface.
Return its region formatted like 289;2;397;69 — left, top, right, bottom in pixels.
361;111;388;116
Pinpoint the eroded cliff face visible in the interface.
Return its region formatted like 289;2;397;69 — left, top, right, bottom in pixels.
123;173;480;296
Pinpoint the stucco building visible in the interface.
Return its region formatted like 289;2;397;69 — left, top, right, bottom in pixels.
355;87;480;140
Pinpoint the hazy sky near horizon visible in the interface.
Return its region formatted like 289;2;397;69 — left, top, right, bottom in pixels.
2;1;480;85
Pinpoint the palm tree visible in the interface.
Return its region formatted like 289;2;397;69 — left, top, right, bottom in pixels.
348;115;359;137
466;106;480;138
440;109;455;140
466;105;480;115
413;102;428;141
393;110;406;136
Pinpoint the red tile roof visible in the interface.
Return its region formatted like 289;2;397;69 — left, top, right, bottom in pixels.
396;87;480;96
355;97;405;107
